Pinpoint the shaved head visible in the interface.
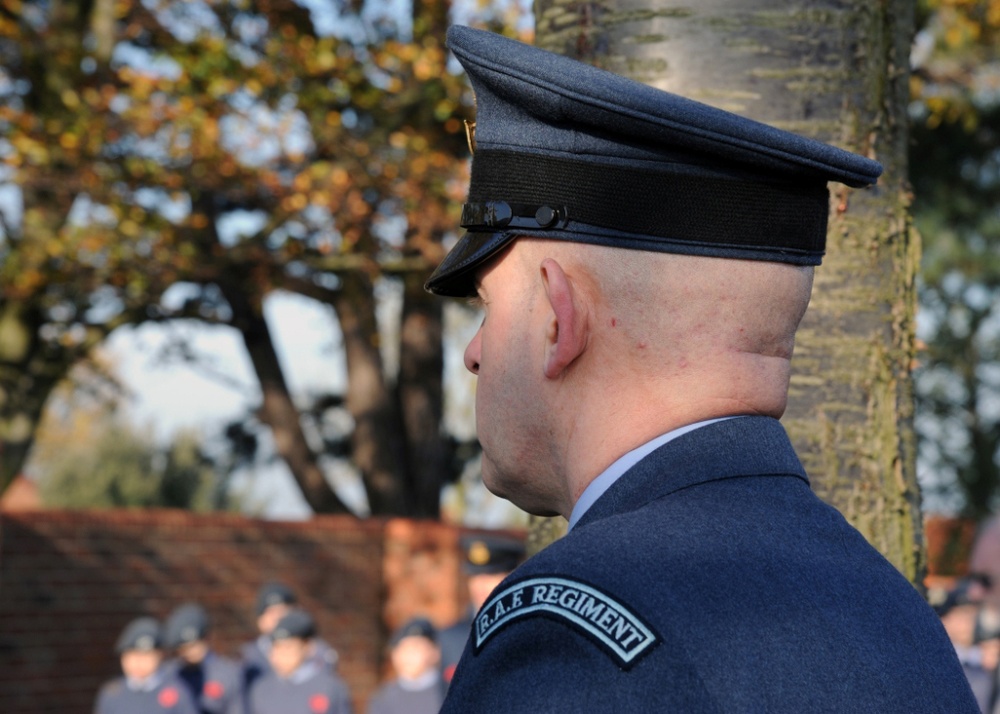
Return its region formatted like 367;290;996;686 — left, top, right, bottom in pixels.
465;236;817;517
515;239;813;372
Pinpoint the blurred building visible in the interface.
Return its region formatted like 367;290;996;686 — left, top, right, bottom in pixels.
0;508;522;714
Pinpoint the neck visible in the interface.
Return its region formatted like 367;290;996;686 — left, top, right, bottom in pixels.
557;364;788;518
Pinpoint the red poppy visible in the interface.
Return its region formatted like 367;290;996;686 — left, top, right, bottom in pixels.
309;693;330;713
444;664;457;682
158;686;179;708
204;680;225;699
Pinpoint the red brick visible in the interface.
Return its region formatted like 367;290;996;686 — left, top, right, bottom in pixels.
0;510;524;713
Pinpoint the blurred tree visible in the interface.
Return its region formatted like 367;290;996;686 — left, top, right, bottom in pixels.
29;362;241;510
0;0;474;517
35;416;239;511
911;0;1000;521
532;0;921;578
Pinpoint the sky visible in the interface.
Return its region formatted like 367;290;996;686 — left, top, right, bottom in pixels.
103;292;339;518
4;0;533;525
98;288;524;525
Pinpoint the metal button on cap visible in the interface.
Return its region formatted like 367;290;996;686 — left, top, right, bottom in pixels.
534;205;559;228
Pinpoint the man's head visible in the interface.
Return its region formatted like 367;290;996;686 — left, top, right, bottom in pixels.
389;617;440;681
462;239;816;514
164;602;211;665
426;27;880;518
268;610;317;678
115;617;164;682
255;581;297;636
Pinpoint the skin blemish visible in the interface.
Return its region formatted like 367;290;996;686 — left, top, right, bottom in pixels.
611;317;617;327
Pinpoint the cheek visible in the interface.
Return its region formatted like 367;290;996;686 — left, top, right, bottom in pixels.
475;324;523;427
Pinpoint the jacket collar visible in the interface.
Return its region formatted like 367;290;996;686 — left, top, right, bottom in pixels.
575;416;808;530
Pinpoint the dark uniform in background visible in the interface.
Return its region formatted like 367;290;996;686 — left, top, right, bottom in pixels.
933;581;997;712
240;581;297;693
94;616;199;714
164;603;243;714
248;610;352;714
437;535;522;683
424;24;980;714
367;618;445;714
240;582;338;696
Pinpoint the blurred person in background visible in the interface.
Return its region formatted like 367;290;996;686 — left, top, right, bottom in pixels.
936;579;998;712
165;602;243;714
952;518;1000;712
241;581;338;694
438;535;523;683
247;610;353;714
367;617;445;714
94;616;199;714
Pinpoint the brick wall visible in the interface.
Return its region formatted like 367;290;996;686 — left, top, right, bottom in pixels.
0;509;520;714
924;514;978;591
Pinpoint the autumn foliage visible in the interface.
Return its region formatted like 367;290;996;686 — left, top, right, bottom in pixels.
0;0;479;516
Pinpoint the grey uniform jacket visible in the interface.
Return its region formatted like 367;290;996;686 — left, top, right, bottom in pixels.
248;665;352;714
94;674;200;714
441;416;978;713
366;678;445;714
169;652;244;714
240;637;338;697
438;613;472;684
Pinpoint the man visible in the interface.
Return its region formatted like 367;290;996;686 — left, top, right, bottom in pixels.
367;617;445;714
164;602;243;714
247;610;353;714
240;582;338;694
438;534;523;682
94;616;199;714
424;25;978;712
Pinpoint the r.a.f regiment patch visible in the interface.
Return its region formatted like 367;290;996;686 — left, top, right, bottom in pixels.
473;576;659;668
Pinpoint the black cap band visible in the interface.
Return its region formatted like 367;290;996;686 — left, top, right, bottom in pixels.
467;150;830;256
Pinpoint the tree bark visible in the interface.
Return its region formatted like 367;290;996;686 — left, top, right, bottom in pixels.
533;0;921;581
217;277;353;515
0;302;72;489
398;271;450;518
331;272;409;515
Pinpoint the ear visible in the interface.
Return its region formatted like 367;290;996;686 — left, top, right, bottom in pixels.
540;258;588;379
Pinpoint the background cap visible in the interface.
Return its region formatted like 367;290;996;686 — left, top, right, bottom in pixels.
460;534;524;575
390;616;438;646
115;616;164;654
256;581;297;616
270;610;317;642
164;603;210;648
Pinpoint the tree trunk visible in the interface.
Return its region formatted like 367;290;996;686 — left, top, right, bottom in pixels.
217;278;352;515
397;272;450;517
533;0;921;581
0;302;73;489
332;272;409;515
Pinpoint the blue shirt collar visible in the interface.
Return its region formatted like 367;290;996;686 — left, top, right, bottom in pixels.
567;417;734;531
